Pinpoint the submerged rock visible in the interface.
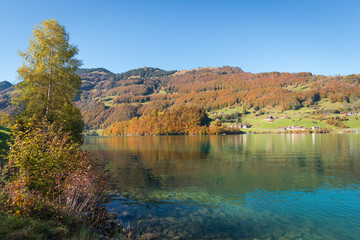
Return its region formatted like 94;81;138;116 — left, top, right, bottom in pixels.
165;217;177;222
273;227;284;239
199;208;208;214
285;230;302;238
140;233;160;240
154;225;163;232
190;215;204;224
278;236;291;240
107;212;117;220
119;211;134;219
190;223;204;236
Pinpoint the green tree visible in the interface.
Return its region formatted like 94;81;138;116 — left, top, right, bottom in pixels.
13;19;84;142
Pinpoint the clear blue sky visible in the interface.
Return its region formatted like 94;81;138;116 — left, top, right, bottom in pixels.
1;0;359;83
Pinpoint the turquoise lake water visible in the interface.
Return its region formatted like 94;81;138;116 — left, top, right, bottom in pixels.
85;134;360;239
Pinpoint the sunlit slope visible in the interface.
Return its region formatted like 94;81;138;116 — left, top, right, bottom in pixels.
1;66;359;131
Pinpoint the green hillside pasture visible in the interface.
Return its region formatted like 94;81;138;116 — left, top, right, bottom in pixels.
213;102;360;132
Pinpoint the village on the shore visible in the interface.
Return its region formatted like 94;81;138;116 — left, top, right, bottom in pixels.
225;111;360;132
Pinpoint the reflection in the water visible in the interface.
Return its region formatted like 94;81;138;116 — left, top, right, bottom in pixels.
85;134;360;240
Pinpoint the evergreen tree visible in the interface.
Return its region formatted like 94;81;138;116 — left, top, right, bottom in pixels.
13;19;84;142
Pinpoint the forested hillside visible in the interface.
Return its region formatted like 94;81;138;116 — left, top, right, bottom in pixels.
1;66;360;132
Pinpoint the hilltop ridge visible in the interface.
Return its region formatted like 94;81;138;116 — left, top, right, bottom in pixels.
0;81;13;91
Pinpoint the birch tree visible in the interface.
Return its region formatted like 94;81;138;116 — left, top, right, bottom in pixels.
13;19;84;142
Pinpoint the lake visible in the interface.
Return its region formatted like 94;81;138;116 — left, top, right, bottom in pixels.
85;134;360;240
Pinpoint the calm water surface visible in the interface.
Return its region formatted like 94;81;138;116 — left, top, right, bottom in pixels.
85;134;360;240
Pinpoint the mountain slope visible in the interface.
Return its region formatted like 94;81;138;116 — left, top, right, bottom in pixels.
0;67;359;132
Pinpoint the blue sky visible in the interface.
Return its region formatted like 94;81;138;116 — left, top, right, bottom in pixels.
1;0;359;83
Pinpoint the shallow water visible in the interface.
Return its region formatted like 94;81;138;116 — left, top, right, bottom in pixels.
85;134;360;239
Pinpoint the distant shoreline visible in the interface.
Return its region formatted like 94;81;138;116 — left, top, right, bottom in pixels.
86;128;360;137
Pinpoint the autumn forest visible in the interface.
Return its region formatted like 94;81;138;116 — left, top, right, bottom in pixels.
0;66;360;135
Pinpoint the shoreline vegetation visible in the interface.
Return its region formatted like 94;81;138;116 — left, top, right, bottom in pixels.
0;123;141;239
101;129;360;136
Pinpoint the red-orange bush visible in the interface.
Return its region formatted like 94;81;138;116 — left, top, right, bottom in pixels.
6;122;105;217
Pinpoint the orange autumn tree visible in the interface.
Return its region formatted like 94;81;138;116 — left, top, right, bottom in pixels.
105;105;211;135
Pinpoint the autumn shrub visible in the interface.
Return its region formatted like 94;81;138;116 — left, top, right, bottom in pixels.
208;125;223;135
325;118;348;128
5;121;106;219
0;129;10;214
0;166;9;214
0;129;10;167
